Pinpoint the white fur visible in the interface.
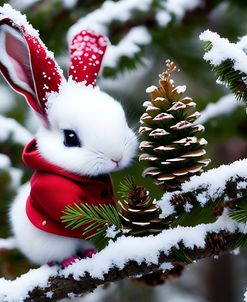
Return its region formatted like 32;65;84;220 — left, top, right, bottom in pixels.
10;183;93;265
1;18;138;264
9;81;137;264
37;79;138;176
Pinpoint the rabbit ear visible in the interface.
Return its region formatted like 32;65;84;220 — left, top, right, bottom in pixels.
69;30;109;87
0;19;64;125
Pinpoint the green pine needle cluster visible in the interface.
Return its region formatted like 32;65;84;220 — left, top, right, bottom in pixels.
236;234;247;248
171;200;219;228
172;249;193;264
61;203;121;250
228;202;247;223
205;42;247;104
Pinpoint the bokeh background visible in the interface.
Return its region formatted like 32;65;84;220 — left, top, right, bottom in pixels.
1;0;247;301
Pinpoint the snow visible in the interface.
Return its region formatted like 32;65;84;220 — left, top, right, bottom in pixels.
237;181;247;190
67;0;203;70
0;237;17;250
10;0;39;10
0;85;15;113
182;159;247;196
11;0;78;10
62;213;236;281
0;154;11;169
61;285;116;302
0;4;39;37
146;85;157;93
244;288;247;302
200;30;247;75
106;225;120;239
68;0;152;70
184;202;193;212
0;116;32;145
45;291;53;299
0;211;239;301
158;158;247;218
156;192;177;219
160;262;173;270
197;94;244;124
104;26;151;68
155;0;202;26
0;153;22;189
9;167;22;189
156;11;172;27
0;265;58;302
175;85;187;94
68;0;153;40
62;0;78;9
165;0;202;19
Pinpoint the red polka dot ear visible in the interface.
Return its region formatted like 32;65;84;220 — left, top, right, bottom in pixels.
69;30;109;87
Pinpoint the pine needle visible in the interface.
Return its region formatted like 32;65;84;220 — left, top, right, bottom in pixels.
117;176;135;199
204;42;247;104
61;203;122;250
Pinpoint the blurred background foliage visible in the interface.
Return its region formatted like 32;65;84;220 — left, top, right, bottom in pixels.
1;0;247;301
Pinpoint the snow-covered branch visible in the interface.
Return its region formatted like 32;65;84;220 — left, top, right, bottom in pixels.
67;0;205;71
200;30;247;74
103;26;151;69
0;116;32;146
197;94;244;125
200;30;247;103
0;213;242;302
68;0;153;38
1;159;247;301
157;158;247;220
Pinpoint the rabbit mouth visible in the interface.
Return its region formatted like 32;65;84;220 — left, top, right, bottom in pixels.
111;157;123;168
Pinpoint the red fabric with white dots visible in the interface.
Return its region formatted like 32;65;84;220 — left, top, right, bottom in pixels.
0;17;63;125
69;30;109;87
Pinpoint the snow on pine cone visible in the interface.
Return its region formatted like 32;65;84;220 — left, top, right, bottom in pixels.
139;60;210;191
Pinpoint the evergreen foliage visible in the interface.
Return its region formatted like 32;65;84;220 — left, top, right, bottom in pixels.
1;2;247;301
61;203;121;250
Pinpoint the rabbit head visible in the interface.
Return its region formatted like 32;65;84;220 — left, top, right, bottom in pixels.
0;5;138;176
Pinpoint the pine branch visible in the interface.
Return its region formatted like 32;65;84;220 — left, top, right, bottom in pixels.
157;158;247;223
200;30;247;105
61;203;121;250
66;0;220;78
1;172;246;301
162;177;246;226
16;229;240;302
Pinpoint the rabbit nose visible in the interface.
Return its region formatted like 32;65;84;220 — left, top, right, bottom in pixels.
111;156;123;167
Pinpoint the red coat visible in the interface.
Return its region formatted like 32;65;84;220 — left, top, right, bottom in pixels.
23;139;115;239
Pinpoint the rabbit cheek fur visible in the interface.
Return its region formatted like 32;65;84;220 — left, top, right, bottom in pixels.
37;81;138;177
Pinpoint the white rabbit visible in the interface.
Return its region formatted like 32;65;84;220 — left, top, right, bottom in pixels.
0;5;138;265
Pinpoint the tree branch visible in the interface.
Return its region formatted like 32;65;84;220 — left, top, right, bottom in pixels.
0;213;242;302
157;158;247;221
23;230;239;302
2;159;247;302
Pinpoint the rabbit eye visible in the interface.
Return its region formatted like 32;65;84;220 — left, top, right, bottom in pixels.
63;130;81;147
